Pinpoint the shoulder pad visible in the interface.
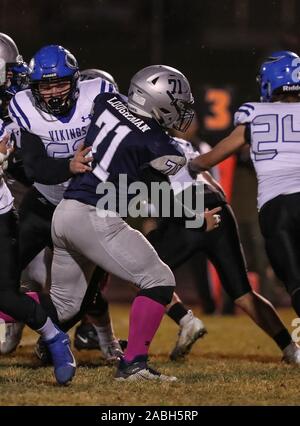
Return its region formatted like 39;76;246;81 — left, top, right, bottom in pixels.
234;103;256;126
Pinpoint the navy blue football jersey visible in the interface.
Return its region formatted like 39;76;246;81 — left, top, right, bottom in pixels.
65;93;185;210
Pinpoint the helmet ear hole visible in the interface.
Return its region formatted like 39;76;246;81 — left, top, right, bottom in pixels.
65;53;78;69
160;107;170;114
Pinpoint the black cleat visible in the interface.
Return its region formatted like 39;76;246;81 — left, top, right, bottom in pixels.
35;336;52;365
115;355;177;382
74;323;99;350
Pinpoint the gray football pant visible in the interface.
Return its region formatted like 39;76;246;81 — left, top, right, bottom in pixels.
51;199;175;322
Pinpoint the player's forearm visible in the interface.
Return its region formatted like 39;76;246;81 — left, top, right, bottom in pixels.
190;137;233;173
190;125;246;173
20;130;73;184
24;157;72;184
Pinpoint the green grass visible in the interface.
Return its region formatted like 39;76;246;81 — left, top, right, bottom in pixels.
0;306;300;405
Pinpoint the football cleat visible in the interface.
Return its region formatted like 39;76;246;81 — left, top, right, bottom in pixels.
74;323;99;350
282;342;300;365
35;336;52;365
169;310;207;361
43;329;76;385
74;322;123;363
0;322;24;354
115;355;177;382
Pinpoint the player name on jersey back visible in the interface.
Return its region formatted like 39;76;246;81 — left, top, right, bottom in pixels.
107;97;151;133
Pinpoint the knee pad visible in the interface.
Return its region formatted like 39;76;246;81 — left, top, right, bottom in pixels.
138;285;174;306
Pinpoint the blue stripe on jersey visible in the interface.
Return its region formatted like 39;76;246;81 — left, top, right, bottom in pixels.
12;97;31;129
100;79;106;93
108;83;114;93
243;103;255;110
8;104;26;130
237;108;251;116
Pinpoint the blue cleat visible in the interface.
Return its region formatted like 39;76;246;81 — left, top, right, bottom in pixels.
43;330;76;385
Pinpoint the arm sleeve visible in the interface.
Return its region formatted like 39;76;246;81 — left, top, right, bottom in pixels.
7;145;33;187
20;130;73;184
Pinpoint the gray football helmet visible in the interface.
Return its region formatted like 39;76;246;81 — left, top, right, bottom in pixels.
128;65;194;131
0;33;22;86
80;68;119;91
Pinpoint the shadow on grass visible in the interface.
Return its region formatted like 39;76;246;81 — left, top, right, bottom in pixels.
196;352;280;364
152;351;280;365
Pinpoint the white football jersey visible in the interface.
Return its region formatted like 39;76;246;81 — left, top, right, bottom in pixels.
0;120;13;214
169;138;217;192
235;102;300;209
8;78;115;205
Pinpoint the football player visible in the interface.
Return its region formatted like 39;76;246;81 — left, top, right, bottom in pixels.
71;67;300;363
0;33;31;354
147;134;300;363
74;114;300;364
73;69;207;360
190;50;300;358
5;45;125;361
1;66;122;362
0;35;76;385
48;65;221;381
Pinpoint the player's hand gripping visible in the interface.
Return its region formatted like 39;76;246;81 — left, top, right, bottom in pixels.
204;206;222;232
69;143;93;174
0;134;13;177
0;133;12;157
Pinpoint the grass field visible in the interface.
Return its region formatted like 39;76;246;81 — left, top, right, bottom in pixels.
0;305;300;406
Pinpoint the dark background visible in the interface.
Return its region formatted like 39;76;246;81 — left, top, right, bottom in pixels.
2;0;299;142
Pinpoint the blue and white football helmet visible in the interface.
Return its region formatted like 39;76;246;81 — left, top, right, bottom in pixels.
6;61;30;96
29;45;80;116
257;50;300;101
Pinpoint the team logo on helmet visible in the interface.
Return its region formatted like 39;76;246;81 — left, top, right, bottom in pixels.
292;57;300;83
65;52;78;70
